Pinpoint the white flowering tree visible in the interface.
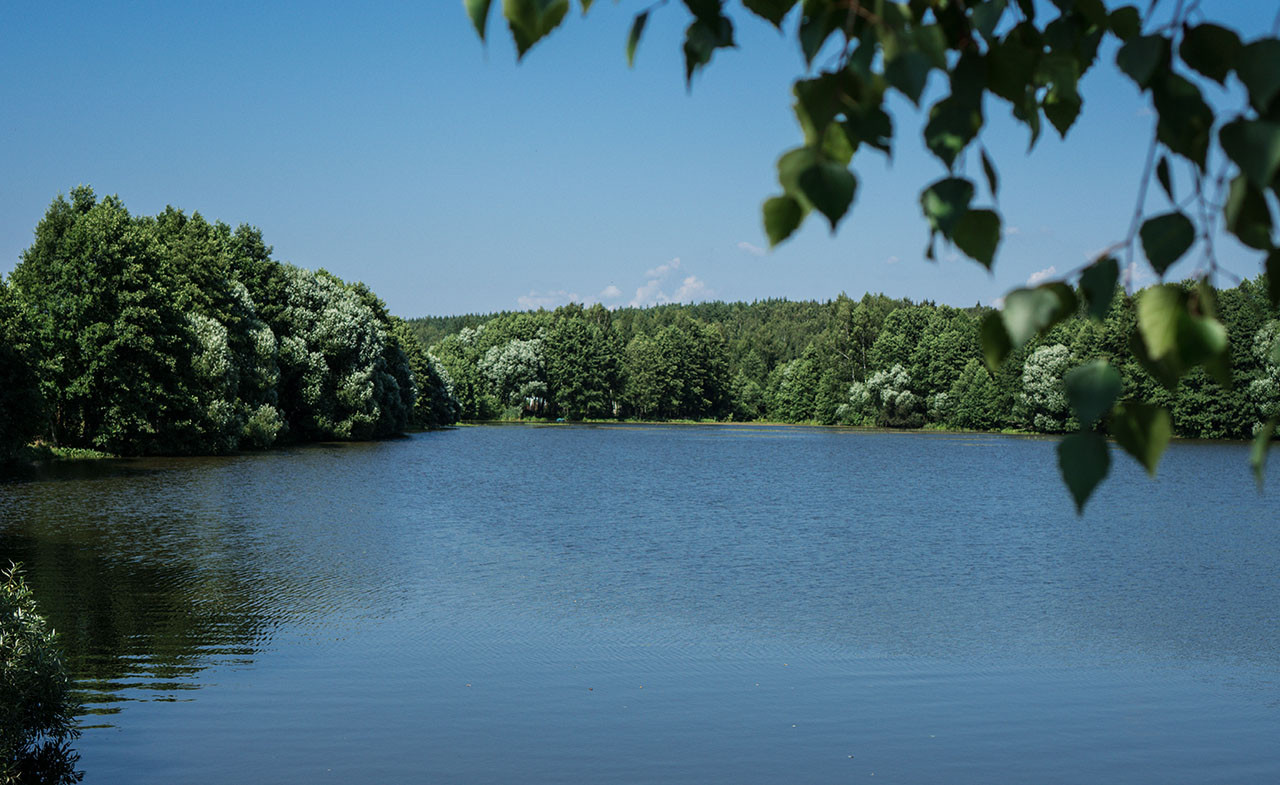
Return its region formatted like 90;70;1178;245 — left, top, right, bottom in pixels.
1019;344;1073;433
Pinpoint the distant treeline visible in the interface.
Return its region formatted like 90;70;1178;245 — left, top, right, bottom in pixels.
0;187;459;460
410;285;1280;439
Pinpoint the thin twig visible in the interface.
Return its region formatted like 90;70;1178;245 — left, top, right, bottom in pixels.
1123;126;1162;290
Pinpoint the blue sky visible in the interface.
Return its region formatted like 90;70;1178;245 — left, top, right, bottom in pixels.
0;1;1272;317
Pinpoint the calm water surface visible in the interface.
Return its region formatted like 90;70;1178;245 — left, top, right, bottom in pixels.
1;424;1278;783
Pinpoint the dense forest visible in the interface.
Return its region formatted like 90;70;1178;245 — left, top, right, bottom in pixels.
0;188;460;460
410;283;1280;440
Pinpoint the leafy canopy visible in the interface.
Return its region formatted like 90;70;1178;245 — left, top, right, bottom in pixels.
466;0;1280;511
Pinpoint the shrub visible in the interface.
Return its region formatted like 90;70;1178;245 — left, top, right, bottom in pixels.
1;564;81;784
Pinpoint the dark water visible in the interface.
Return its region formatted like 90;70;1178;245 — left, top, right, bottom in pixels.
2;424;1278;783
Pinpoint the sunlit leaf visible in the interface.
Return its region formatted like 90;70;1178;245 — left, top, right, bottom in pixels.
763;195;805;247
466;0;494;39
1039;53;1081;137
1109;401;1171;476
1136;283;1184;359
1058;431;1110;513
920;177;975;237
925;99;983;168
1065;360;1122;429
1002;283;1077;348
503;0;570;59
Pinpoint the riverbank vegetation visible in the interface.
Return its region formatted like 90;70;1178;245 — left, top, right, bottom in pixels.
1;564;81;785
0;188;460;461
411;283;1280;440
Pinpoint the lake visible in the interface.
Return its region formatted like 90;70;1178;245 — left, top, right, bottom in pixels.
2;424;1278;783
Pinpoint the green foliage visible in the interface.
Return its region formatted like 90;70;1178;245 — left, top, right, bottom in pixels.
7;188;452;457
468;1;1280;510
0;279;44;461
1;565;81;785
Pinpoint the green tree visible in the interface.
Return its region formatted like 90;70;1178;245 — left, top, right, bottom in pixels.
1;565;81;785
469;0;1280;507
9;188;203;454
0;278;44;460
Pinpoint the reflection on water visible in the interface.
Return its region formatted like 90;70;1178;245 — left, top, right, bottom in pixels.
1;426;1278;784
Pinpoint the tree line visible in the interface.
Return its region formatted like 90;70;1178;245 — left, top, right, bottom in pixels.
413;282;1280;439
0;187;459;460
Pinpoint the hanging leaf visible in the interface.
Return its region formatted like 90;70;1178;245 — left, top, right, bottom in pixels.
1136;283;1185;360
1152;73;1213;170
1058;431;1111;513
1116;35;1168;90
1002;283;1078;347
504;0;571;60
742;0;796;28
683;14;735;84
952;209;1001;269
972;0;1008;42
1179;24;1241;86
1224;175;1274;251
626;11;649;67
980;311;1013;370
980;148;999;198
1079;256;1118;319
763;195;805;247
1109;401;1172;476
925;98;983;169
920;177;975;237
797;161;857;230
466;0;495;40
1219;119;1280;189
1108;5;1141;41
1155;156;1174;203
1237;39;1280;113
886;49;935;106
1139;212;1195;275
1065;360;1122;429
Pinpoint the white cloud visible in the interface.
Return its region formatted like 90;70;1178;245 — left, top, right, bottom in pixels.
644;257;681;279
517;289;582;310
1123;260;1155;290
600;285;622;300
673;275;710;301
631;279;665;307
885;255;900;265
1002;225;1020;237
737;241;766;257
1027;265;1057;286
